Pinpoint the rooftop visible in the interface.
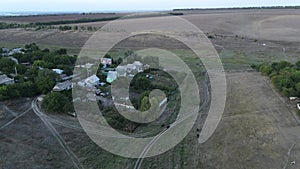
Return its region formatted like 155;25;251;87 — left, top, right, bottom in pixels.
0;74;14;85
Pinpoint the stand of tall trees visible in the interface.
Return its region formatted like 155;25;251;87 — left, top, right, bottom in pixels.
254;61;300;97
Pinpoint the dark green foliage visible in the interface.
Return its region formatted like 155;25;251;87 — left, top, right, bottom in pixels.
0;82;39;100
0;22;32;30
0;43;77;100
256;61;300;97
58;26;72;31
15;64;27;75
271;61;291;73
25;43;40;52
55;48;67;55
34;17;120;26
101;107;138;132
34;69;57;94
0;57;16;74
131;76;150;90
168;12;184;16
42;92;72;113
258;63;273;75
295;61;300;69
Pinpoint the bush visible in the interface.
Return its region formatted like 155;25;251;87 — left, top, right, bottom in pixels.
257;61;300;97
0;82;39;100
42;92;72;113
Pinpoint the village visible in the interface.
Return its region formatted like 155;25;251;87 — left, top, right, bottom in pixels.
0;44;171;119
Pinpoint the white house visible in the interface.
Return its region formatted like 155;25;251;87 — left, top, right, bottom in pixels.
101;58;112;65
52;69;64;75
0;74;14;85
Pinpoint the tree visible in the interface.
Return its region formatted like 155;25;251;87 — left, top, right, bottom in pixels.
42;92;70;113
0;57;16;74
55;48;67;55
296;82;300;96
132;76;150;90
15;64;27;75
25;43;40;52
25;67;39;82
259;64;273;76
271;61;291;73
140;96;150;111
35;69;57;94
0;85;8;100
33;60;47;68
42;48;50;53
296;61;300;70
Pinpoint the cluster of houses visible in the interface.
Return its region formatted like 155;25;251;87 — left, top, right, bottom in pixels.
53;57;152;93
0;47;25;85
1;47;23;57
101;57;148;83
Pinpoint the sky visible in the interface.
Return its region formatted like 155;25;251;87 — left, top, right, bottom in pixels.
0;0;299;12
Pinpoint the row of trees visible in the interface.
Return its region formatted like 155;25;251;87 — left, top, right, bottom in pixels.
173;6;300;11
0;22;32;30
34;17;120;26
254;61;300;97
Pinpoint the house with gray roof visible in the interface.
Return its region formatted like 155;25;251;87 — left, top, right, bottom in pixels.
0;74;14;85
53;80;73;92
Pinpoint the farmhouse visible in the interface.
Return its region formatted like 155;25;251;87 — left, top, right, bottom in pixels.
0;74;14;85
53;80;73;92
78;74;100;88
115;61;144;77
101;58;112;65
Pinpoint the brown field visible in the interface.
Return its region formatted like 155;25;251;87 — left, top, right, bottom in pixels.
1;9;300;169
0;13;130;23
182;9;300;42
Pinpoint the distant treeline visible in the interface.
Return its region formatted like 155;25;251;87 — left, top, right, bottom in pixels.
0;22;31;29
168;12;184;16
34;16;121;25
0;12;117;18
173;6;300;11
